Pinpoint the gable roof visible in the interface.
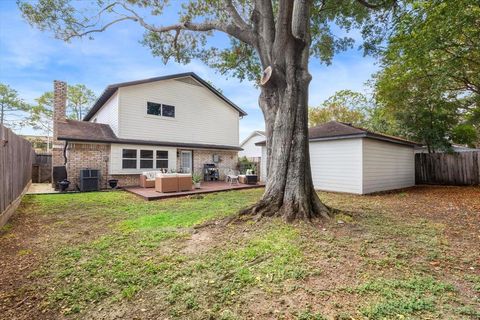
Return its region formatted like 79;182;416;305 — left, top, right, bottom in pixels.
57;119;242;151
255;121;419;147
84;72;247;121
240;130;265;147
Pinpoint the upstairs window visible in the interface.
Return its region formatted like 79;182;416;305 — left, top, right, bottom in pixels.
156;150;169;169
122;149;137;169
140;150;154;169
147;102;162;116
146;102;175;118
162;104;175;118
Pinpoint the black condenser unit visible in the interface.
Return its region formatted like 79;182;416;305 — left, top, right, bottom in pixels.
79;169;100;192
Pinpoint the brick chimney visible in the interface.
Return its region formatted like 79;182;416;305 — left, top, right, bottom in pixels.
53;80;67;141
52;80;67;187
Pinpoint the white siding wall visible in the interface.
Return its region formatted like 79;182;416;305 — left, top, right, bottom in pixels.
117;79;239;146
91;91;119;135
109;144;177;175
239;133;265;158
309;139;363;194
362;138;414;194
260;145;267;182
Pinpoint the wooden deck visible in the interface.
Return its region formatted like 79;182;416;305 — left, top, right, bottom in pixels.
124;181;265;201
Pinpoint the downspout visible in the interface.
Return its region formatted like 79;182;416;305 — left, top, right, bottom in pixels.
63;141;68;166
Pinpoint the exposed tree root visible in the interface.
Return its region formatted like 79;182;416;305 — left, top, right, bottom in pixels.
234;195;336;224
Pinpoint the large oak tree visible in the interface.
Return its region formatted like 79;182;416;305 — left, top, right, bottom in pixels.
20;0;396;221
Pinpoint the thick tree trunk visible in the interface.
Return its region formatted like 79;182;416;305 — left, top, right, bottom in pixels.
240;0;333;221
242;49;332;221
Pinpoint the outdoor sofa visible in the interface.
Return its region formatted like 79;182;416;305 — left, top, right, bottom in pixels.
155;173;193;193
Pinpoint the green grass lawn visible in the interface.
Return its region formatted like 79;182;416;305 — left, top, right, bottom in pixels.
1;187;479;319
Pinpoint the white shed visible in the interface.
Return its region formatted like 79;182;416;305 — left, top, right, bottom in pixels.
257;121;418;194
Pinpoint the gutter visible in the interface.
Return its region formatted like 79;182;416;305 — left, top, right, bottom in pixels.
57;136;243;151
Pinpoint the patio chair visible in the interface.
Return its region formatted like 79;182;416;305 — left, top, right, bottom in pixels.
140;171;161;188
226;169;239;185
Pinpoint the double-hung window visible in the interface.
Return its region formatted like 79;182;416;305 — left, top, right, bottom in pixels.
147;102;175;118
122;149;169;170
140;150;154;169
122;149;137;169
156;151;169;169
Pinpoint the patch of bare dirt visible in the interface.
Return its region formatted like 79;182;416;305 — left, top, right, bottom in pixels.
181;229;214;254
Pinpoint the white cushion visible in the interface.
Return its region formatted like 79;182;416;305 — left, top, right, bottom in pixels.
160;173;177;177
143;171;161;180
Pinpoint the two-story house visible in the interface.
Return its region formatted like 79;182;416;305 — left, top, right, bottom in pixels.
52;73;247;189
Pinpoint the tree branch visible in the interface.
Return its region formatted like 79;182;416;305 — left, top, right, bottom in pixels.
251;0;275;67
67;16;133;40
292;0;309;42
224;0;251;32
355;0;391;9
120;3;255;46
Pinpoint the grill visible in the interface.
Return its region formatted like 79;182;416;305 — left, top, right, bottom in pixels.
79;168;100;192
203;163;219;181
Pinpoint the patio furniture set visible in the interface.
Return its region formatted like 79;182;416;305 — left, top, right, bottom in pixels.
140;169;258;193
140;172;193;192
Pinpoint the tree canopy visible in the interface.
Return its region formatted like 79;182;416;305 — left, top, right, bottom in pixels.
19;0;396;82
67;84;96;120
0;83;28;129
373;0;480;150
309;90;370;127
24;84;96;138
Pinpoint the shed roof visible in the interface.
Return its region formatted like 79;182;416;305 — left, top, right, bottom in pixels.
83;72;247;121
255;121;419;147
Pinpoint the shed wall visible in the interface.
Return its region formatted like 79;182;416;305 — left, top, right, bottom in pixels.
362;138;415;194
309;139;363;194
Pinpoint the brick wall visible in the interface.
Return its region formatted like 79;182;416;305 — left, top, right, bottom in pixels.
110;174;140;188
66;142;140;190
191;149;238;180
66;143;110;189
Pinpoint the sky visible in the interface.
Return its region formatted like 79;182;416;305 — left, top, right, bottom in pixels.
0;0;378;142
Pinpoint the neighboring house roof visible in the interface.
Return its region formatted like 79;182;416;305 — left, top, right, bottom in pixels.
57;120;242;151
84;72;247;121
255;121;419;147
240;130;265;147
414;144;480;153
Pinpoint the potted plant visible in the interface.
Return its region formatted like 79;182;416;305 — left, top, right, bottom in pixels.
192;172;202;189
58;179;70;192
108;179;119;189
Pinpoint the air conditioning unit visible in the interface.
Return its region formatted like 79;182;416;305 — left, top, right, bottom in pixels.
79;169;100;192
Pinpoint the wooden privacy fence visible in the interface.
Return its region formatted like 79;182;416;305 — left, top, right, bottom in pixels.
415;152;480;185
0;124;34;227
32;153;52;183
